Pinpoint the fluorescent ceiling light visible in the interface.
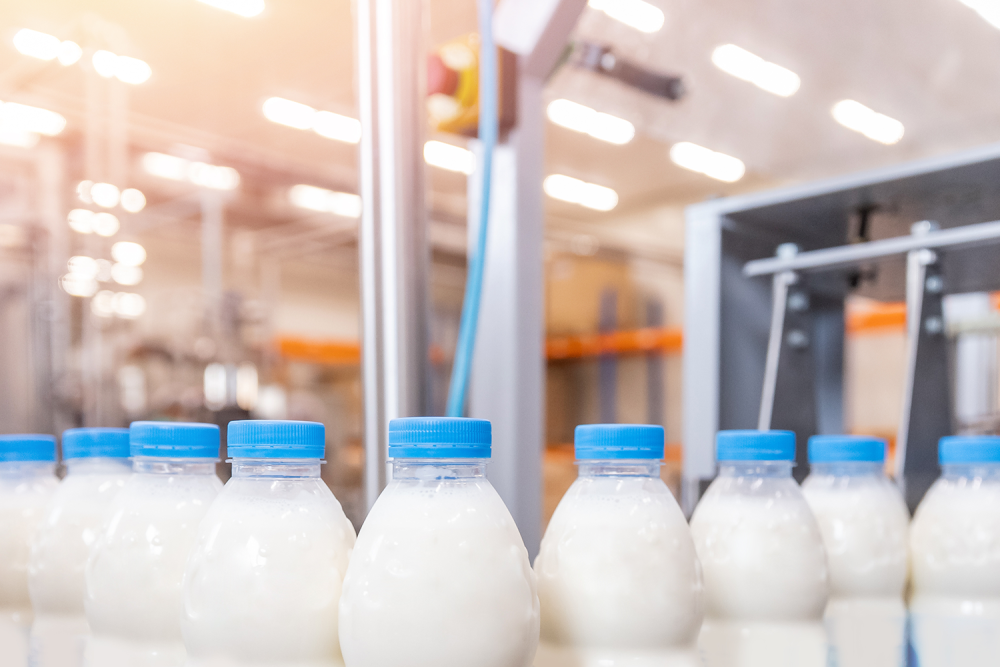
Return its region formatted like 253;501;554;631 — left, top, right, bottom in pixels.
120;188;146;213
92;50;152;84
423;140;475;174
669;142;746;182
262;97;361;144
712;44;800;97
588;0;665;33
0;128;39;148
142;152;240;190
543;174;619;211
198;0;265;18
13;29;60;60
958;0;1000;30
58;41;82;66
289;184;362;218
112;292;146;319
832;100;904;145
92;212;120;237
112;241;147;266
111;263;143;286
0;102;66;136
546;99;635;145
90;182;120;208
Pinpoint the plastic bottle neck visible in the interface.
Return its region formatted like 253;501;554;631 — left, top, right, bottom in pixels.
718;460;794;478
0;461;56;478
390;459;488;480
809;461;885;477
577;460;661;477
231;458;321;478
64;457;132;475
941;462;1000;481
132;456;217;475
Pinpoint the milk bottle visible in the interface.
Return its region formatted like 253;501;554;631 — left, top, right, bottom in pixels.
28;428;131;667
690;429;828;667
0;435;58;667
801;435;909;667
534;424;703;667
338;417;539;667
83;422;221;667
181;420;357;667
909;434;1000;666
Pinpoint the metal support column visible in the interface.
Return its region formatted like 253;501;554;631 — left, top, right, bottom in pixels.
356;0;431;513
467;77;545;557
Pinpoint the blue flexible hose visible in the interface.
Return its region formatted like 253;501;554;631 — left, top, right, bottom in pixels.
445;0;498;417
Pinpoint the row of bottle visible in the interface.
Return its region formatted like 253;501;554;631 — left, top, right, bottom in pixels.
0;419;997;666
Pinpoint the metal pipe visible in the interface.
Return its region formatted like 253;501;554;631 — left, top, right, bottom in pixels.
758;270;795;430
743;219;1000;277
355;0;431;513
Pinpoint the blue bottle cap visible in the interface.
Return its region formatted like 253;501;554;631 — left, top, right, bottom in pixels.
717;430;796;462
62;428;131;460
227;420;325;458
0;434;57;463
939;435;1000;465
129;422;220;459
575;424;664;459
808;435;886;463
388;417;491;459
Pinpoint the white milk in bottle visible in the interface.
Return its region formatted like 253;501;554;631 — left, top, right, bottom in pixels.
534;424;703;667
0;435;58;667
690;429;828;667
339;417;539;667
28;428;131;667
801;435;909;667
83;422;221;667
182;420;357;667
909;435;1000;666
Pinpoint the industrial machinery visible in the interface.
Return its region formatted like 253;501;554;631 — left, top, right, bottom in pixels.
683;143;1000;512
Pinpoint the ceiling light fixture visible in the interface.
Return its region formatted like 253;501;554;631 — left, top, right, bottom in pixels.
197;0;266;18
112;241;147;266
111;263;143;286
0;101;66;136
0;128;39;148
546;99;635;145
92;50;152;85
90;182;120;208
669;142;746;182
12;29;82;66
711;44;800;97
289;184;362;218
831;100;904;145
958;0;1000;30
262;97;361;144
142;152;240;190
92;212;121;237
588;0;665;33
423;140;475;175
543;174;619;211
120;188;146;213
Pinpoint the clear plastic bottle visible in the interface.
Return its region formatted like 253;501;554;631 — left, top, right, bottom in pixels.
338;417;539;667
28;428;131;667
909;435;1000;666
181;420;357;667
534;424;703;667
83;422;221;667
801;435;909;667
0;435;59;667
690;430;828;667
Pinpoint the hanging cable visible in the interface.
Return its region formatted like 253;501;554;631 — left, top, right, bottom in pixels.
445;0;498;417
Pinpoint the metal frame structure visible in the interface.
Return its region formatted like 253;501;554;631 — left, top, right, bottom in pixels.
683;142;1000;513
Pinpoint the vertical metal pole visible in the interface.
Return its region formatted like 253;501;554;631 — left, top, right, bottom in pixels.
758;270;795;431
894;247;933;481
598;289;618;424
468;74;545;558
356;0;431;513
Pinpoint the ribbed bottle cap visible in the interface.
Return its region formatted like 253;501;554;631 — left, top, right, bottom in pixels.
575;424;664;459
388;417;491;459
62;428;130;460
0;434;57;463
717;430;796;461
939;435;1000;465
227;420;325;458
130;422;220;458
808;435;886;463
